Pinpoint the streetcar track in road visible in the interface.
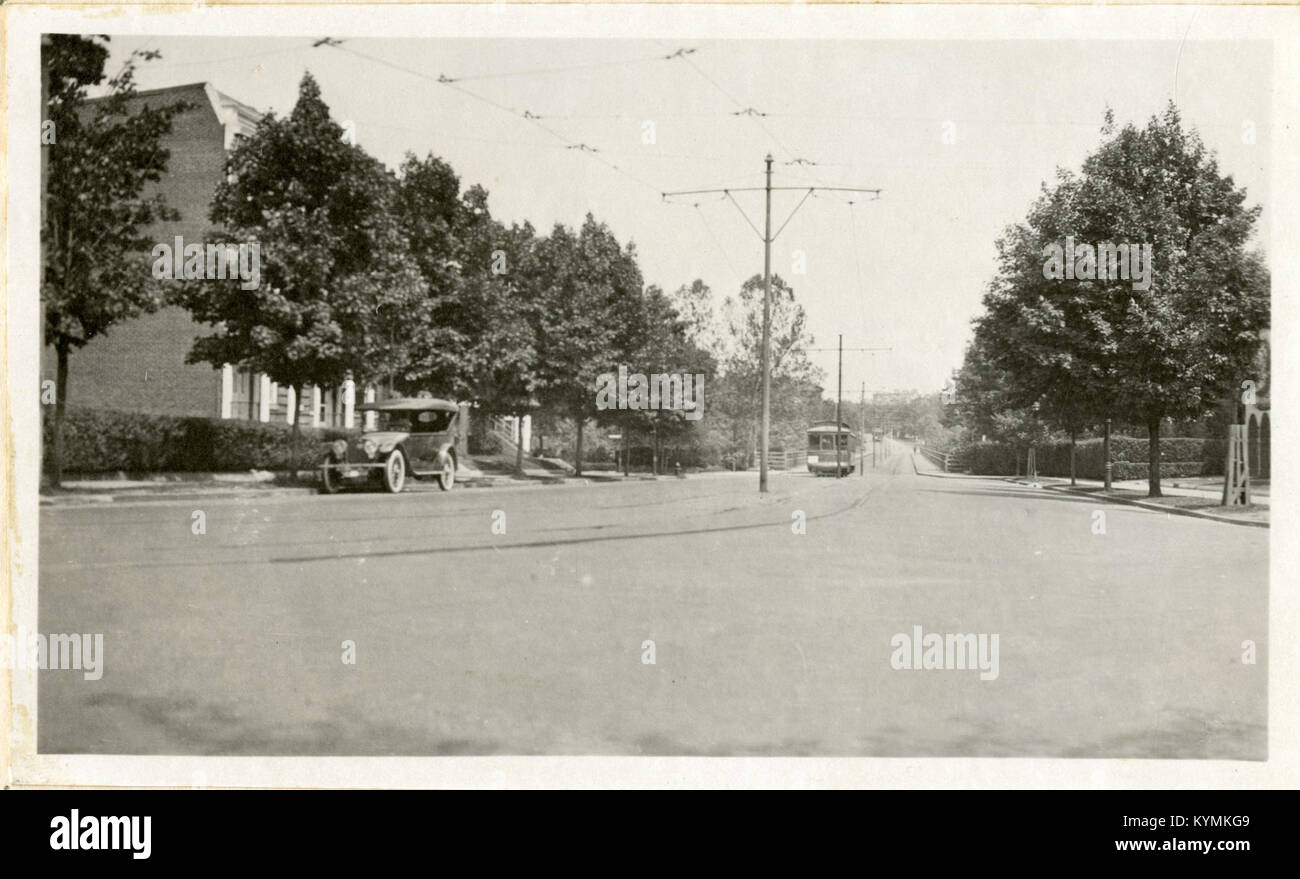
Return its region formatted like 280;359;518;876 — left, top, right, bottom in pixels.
41;501;483;531
71;495;808;556
39;477;878;571
271;481;880;565
39;480;744;528
591;485;740;510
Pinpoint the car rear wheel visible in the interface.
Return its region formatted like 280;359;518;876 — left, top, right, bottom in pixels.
321;456;342;494
437;452;456;491
382;450;406;493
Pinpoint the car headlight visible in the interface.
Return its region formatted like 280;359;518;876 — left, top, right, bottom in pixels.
331;440;347;458
379;441;396;453
362;439;378;458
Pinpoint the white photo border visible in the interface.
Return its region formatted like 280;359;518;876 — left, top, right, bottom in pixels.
5;1;1298;789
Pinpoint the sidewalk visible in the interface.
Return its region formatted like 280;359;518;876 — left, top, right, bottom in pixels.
1007;474;1268;527
1030;474;1268;506
910;451;1268;528
41;471;320;506
39;465;709;506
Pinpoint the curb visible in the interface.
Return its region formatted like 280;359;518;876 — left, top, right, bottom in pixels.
908;453;1267;529
39;472;674;506
462;473;665;488
41;486;319;506
1003;478;1268;529
908;453;1001;480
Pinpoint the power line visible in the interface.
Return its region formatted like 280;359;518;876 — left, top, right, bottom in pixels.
320;42;663;195
343;115;786;167
772;188;815;241
663;155;883;494
800;346;892;353
692;205;746;286
143;45;306;68
446;52;681;83
723;191;765;240
672;48;799;163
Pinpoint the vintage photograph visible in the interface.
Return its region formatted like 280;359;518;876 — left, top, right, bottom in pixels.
6;4;1289;784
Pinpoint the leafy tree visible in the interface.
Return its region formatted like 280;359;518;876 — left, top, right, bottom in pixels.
1076;105;1268;495
179;73;425;472
595;284;717;473
714;274;821;464
951;330;1050;472
670;279;725;357
959;104;1268;495
394;157;554;470
450;202;541;469
977;183;1110;480
950;334;1008;442
532;215;644;476
389;153;467;397
42;35;190;484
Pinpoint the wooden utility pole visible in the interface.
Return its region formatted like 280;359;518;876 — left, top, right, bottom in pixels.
662;166;882;493
1103;418;1112;490
835;334;843;477
800;344;890;476
1222;424;1251;505
760;155;774;492
859;382;865;476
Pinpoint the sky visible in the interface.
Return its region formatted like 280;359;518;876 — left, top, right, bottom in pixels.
98;35;1271;400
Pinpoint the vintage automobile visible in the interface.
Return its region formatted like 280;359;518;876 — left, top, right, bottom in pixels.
320;398;460;494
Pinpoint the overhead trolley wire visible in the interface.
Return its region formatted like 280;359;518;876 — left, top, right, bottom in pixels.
318;41;663;195
661;43;800;164
692;204;747;286
444;51;682;83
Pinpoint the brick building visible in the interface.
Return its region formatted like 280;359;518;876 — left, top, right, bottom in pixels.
42;82;364;430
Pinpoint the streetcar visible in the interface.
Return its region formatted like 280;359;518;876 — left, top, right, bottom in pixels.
806;421;857;476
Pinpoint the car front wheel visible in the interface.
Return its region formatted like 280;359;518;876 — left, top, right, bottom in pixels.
321;456;342;494
382;450;406;493
437;452;456;491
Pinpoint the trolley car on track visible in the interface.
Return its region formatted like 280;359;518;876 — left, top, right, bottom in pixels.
806;421;857;476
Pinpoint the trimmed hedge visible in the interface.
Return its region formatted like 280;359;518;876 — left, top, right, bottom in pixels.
964;436;1226;479
44;406;357;474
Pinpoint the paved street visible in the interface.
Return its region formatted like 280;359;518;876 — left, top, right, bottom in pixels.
38;445;1267;758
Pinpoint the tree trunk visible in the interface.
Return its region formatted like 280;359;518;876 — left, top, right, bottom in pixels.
573;416;584;477
1069;430;1077;486
51;340;70;487
1147;417;1162;497
289;383;303;482
515;415;524;473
